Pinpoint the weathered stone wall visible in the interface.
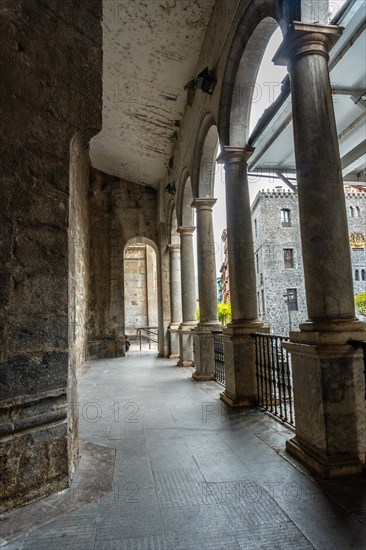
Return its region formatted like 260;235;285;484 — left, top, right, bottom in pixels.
252;190;308;335
87;169;158;357
0;0;102;511
345;191;366;295
252;189;366;335
68;134;94;474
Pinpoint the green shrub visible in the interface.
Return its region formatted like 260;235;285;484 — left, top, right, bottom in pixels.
355;292;366;316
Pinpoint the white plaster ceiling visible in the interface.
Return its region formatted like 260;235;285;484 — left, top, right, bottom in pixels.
90;0;216;188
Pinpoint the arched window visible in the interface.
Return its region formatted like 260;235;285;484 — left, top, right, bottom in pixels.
355;269;360;281
356;206;360;217
349;206;354;217
362;269;365;281
281;209;291;226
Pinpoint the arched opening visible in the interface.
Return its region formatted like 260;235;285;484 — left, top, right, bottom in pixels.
123;237;159;352
248;26;286;134
227;16;283;147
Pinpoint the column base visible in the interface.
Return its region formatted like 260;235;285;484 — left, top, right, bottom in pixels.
286;436;366;477
223;321;270;405
192;322;221;382
178;321;196;367
283;321;366;478
220;390;255;408
177;360;194;367
168;324;180;357
192;372;215;381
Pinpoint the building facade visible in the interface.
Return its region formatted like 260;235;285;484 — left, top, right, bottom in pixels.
250;187;366;335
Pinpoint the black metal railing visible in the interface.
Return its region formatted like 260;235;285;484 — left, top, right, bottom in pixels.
191;328;196;367
212;330;225;386
252;332;295;427
137;326;158;350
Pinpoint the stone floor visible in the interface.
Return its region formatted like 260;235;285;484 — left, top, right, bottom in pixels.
1;352;366;549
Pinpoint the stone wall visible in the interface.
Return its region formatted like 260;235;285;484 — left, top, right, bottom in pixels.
252;190;308;335
68;134;94;473
252;189;366;335
346;190;366;295
87;169;158;358
0;0;102;511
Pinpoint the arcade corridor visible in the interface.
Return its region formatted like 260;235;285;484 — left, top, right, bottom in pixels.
1;353;366;549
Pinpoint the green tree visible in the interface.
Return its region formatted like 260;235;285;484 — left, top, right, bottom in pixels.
355;292;366;316
218;302;232;326
196;302;232;325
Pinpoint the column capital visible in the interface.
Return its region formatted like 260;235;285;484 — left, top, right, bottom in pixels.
273;22;343;67
216;146;254;166
178;226;196;236
168;243;180;252
191;197;217;211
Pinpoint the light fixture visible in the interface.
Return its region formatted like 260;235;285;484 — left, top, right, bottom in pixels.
195;67;217;95
164;182;176;195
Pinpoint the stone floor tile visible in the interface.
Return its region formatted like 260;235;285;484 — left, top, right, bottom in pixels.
2;352;366;550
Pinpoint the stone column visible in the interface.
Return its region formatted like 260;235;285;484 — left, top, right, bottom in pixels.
178;226;197;366
216;147;269;406
168;243;182;357
274;23;366;476
192;198;222;381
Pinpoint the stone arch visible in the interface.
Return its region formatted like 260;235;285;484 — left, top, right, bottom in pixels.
176;170;194;227
124;236;158;255
123;236;161;347
191;113;219;199
218;0;295;146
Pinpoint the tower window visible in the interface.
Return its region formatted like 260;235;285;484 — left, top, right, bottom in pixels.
355;269;360;281
356;206;360;217
281;209;291;226
349;206;354;217
284;248;294;268
362;269;365;281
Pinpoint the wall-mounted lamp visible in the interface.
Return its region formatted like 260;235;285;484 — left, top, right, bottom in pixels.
165;182;176;195
195;67;217;95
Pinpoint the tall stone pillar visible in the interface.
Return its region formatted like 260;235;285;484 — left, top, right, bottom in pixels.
192;198;222;381
216;147;269;406
178;226;197;366
274;23;366;476
168;243;182;357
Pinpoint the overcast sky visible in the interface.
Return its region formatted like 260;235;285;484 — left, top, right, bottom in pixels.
209;27;287;274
